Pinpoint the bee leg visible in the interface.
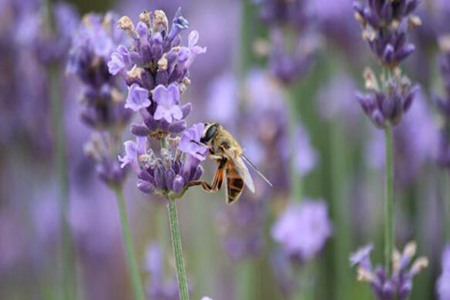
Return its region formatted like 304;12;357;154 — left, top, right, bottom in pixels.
186;180;218;193
208;154;223;160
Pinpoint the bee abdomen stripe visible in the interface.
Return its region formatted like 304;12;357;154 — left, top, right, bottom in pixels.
232;179;244;189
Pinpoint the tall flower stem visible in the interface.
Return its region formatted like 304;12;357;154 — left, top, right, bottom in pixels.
114;187;146;300
44;0;76;298
329;122;352;300
50;63;76;300
384;124;394;275
167;195;190;300
446;170;450;242
287;85;303;202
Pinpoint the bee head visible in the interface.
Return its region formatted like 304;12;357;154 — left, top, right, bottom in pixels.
200;122;219;144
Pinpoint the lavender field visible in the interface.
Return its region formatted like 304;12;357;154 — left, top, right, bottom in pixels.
1;0;449;299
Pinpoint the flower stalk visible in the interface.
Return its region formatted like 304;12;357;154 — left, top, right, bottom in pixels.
114;187;146;300
384;123;395;275
49;62;76;300
167;195;190;300
45;0;76;296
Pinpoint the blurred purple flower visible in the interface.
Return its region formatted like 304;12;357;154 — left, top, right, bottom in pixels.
437;245;450;300
153;84;183;123
272;200;332;262
350;241;428;300
67;12;134;187
16;2;79;64
125;83;151;112
269;29;317;85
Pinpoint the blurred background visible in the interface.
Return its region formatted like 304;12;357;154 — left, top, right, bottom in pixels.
1;0;449;299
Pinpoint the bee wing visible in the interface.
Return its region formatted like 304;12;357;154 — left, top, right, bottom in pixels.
242;155;273;187
233;156;255;193
220;146;255;193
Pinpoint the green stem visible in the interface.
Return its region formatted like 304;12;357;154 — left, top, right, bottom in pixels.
384;124;394;275
167;196;190;300
446;170;450;242
114;188;146;300
49;63;76;300
45;0;76;297
237;260;254;300
287;85;303;202
329;123;352;300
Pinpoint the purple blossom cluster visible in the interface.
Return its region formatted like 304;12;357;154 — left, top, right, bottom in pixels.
67;12;131;130
67;12;133;187
272;200;332;262
437;245;450;300
355;67;419;128
350;242;428;300
353;0;421;129
353;0;421;67
108;8;205;139
16;2;79;64
119;123;206;197
0;0;79;156
256;0;317;85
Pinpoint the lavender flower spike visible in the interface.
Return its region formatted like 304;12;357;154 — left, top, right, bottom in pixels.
350;241;428;300
109;8;204;140
272;200;332;262
121;123;207;198
437;245;450;300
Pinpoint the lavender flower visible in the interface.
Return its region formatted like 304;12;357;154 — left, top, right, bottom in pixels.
67;12;132;130
353;0;421;67
16;2;79;64
355;67;419;128
67;12;133;187
272;200;332;262
353;0;422;128
108;8;205;140
83;133;128;187
120;123;206;197
437;245;450;300
256;0;318;85
350;242;428;300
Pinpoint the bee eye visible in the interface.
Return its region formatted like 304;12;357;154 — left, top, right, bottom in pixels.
201;124;217;143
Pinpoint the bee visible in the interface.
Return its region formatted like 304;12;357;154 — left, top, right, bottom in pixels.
188;122;272;204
